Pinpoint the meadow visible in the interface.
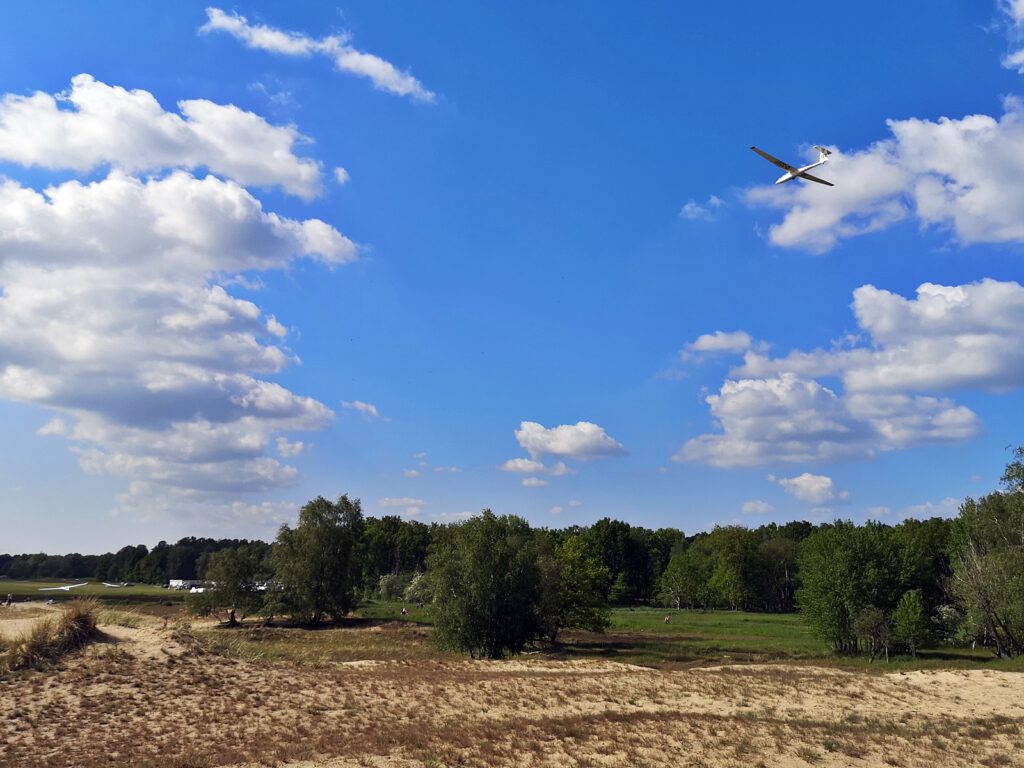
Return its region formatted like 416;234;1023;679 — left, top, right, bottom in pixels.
1;579;177;603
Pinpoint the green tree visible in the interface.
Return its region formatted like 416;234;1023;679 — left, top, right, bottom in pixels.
536;535;611;643
950;484;1024;657
186;546;266;625
428;511;541;659
797;521;911;652
272;495;365;625
892;589;928;657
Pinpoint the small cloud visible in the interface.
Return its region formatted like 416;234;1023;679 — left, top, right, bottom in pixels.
413;451;427;460
403;469;420;478
275;437;305;457
378;496;425;516
864;505;891;518
569;499;582;508
683;330;760;358
247;80;293;107
341;400;386;421
433;465;462;474
902;497;960;520
500;457;575;476
334;166;350;185
680;194;725;221
501;458;546;473
37;417;68;436
741;499;774;515
550;505;564;515
433;511;474;522
265;315;287;337
774;473;849;506
522;477;548;488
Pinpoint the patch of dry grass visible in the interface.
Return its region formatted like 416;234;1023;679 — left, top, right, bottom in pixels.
3;599;102;672
0;621;1021;768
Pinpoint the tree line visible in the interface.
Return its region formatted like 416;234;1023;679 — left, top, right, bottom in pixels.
4;448;1022;659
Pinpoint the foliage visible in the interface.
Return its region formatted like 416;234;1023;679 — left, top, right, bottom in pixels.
361;516;431;592
404;571;432;603
892;589;929;656
377;571;414;601
536;535;611;642
429;511;542;658
950;487;1024;657
186;545;268;624
796;521;915;652
272;495;365;625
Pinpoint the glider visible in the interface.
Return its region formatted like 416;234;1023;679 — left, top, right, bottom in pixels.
102;582;126;588
751;145;834;186
39;582;88;592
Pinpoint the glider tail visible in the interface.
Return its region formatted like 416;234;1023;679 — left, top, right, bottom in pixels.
814;145;833;163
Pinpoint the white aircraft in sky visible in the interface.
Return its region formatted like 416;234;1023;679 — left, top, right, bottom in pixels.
39;582;88;592
751;145;834;186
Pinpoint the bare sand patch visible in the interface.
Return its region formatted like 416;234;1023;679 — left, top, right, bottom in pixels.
0;626;1020;768
0;602;60;641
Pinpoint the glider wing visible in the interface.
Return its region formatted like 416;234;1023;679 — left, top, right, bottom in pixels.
750;146;797;173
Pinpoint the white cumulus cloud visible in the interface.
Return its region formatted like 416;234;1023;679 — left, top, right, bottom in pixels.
676;279;1015;468
515;420;627;461
0;74;323;199
747;96;1024;252
0;77;355;519
773;473;849;505
684;330;760;357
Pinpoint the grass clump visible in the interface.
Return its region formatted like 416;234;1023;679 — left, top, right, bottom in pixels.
97;606;142;628
5;599;103;671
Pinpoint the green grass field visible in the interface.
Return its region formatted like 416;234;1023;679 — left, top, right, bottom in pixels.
0;579;181;605
353;602;1024;672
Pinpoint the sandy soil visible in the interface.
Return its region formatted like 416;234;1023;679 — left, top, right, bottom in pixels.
0;616;1021;768
0;602;61;640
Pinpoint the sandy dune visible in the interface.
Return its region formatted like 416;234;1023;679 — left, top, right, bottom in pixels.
0;616;1021;768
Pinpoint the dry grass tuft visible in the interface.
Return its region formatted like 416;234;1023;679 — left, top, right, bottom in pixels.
4;599;102;672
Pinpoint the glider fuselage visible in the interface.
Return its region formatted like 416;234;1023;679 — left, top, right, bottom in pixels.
775;158;827;185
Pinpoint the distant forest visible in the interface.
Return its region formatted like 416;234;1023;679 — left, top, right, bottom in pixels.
4;446;1023;658
5;517;832;611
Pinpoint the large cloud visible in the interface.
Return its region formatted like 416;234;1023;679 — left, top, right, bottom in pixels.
0;75;323;199
0;77;355;518
738;279;1024;393
746;97;1024;252
675;280;1016;468
200;8;436;104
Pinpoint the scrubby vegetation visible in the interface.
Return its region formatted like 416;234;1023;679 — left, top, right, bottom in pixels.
3;599;102;672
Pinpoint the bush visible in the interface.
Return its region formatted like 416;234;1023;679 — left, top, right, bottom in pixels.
378;572;414;601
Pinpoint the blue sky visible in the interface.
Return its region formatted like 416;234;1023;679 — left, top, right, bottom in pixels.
2;1;1024;552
